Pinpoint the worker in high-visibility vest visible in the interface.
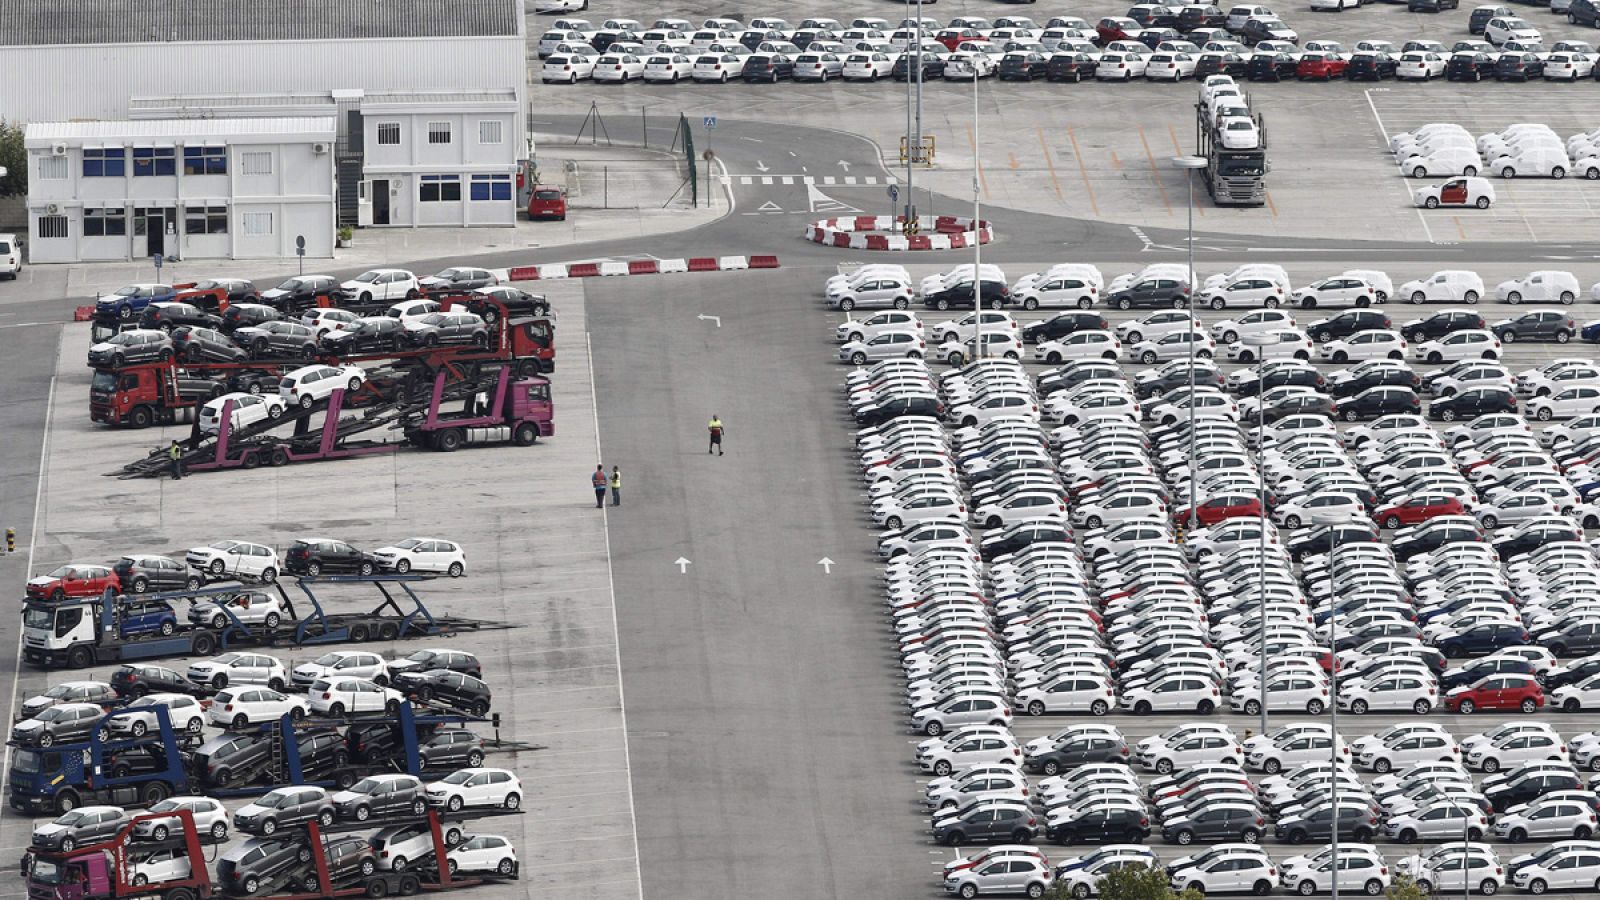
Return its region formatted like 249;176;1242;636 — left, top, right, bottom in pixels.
610;466;622;507
167;441;184;480
708;416;724;456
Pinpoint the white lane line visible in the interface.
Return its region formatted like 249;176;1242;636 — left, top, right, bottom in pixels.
586;329;646;900
1;372;55;790
1362;89;1435;245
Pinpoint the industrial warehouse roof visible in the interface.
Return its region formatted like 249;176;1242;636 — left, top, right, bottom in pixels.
26;117;337;144
1;0;521;47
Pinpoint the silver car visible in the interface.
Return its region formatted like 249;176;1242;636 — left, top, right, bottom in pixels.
1493;798;1597;842
944;856;1053;899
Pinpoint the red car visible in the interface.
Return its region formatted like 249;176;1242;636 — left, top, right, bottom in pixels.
1374;494;1466;529
1296;53;1348;80
1443;673;1544;714
1096;17;1138;44
935;27;985;51
526;184;567;221
26;563;119;601
1175;494;1263;527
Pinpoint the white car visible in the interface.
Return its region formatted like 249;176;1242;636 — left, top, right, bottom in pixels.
592;53;646;81
1212;309;1297;343
1096;52;1149;79
840;331;926;365
1396;52;1447;80
1336;673;1439;715
447;834;518;877
1129;332;1216;365
207;687;309;728
1117;311;1201;344
1036;331;1121;363
185;540;280;581
133;796;230;842
1146;52;1198;79
642;53;694;81
1485;16;1541;45
425;767;523;812
842;51;895;79
185;652;288;691
1493;798;1599;842
309;677;404;717
1120;676;1219;715
292;650;389;688
385;298;441;323
189;590;290;630
278;364;365;409
1413;178;1496;210
1357;731;1460;774
198;392;286;435
1512;850;1600;893
107;693;207;737
1489;147;1573;180
1281;851;1392;897
301;308;363;338
1414;330;1501;364
1292;276;1379;310
1526;386;1600;421
1400;271;1486;305
1498;271;1580;306
1405;147;1484;179
1226;329;1312;363
340;269;418;305
1015;675;1117;717
692;52;747;81
1545;52;1595;80
372;538;466;576
1321;331;1407;363
540;53;598;83
1219;116;1261;150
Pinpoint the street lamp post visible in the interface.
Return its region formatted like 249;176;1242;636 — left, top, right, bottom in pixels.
1312;509;1355;900
1241;332;1276;735
973;67;983;362
1171;156;1207;535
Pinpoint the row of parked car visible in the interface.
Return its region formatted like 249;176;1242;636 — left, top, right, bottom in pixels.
1393;124;1600;182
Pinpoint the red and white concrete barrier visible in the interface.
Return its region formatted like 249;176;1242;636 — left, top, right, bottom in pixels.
803;216;994;251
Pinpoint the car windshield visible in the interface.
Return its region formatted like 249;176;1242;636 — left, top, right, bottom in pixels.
105;333;137;347
394;538;425;550
350;778;383;793
148;799;180;813
208;541;240;552
36;707;70;722
55;810;89;825
213;653;243;665
440;771;473;785
418;313;448;326
45;565;74;578
256;792;292;808
406;650;441;663
352;271;383;283
275;279;304;291
313;653;345;666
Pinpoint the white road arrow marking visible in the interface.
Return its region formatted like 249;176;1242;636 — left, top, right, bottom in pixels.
818;557;834;574
674;557;692;573
838;160;851;172
697;314;721;327
755;160;770;172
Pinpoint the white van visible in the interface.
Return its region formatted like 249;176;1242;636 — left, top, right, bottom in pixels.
1397;270;1486;305
0;233;19;279
1497;270;1580;305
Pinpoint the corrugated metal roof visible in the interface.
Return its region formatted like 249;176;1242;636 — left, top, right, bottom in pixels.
26;117;338;142
2;0;521;47
362;90;519;106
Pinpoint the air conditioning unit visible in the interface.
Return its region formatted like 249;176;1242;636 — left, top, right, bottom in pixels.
50;143;67;156
45;204;60;215
311;142;330;154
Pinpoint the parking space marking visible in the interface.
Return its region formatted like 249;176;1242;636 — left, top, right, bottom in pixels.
1066;124;1101;217
1168;124;1203;218
1035;127;1063;200
1363;88;1435;243
1138;125;1174;217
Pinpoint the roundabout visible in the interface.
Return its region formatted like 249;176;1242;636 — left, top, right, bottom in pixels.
802;215;994;251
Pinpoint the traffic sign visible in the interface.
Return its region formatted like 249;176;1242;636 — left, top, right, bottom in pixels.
295;234;306;256
703;116;718;130
887;184;899;203
151;254;163;270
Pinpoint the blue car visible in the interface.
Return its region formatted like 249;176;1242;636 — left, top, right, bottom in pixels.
95;283;176;321
1582;320;1600;343
1433;621;1530;659
116;596;179;638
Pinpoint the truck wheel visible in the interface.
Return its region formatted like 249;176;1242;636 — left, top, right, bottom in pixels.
397;875;420;896
269;447;289;467
378;622;400;641
436;429;463;452
513;423;539;446
367;878;390;898
67;647;92;669
350;623;371;642
240;450;260;469
167;889;195;900
128;406;154;429
141;781;169;805
192;632;217;655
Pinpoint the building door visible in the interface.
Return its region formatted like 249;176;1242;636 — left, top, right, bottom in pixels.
373;181;390;225
144;211;165;257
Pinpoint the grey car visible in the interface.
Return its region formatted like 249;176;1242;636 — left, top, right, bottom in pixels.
217;837;313;896
232;786;335;836
331;773;427;822
233;320;318;358
32;806;129;851
405;312;489;347
1492;310;1576;344
87;329;174;367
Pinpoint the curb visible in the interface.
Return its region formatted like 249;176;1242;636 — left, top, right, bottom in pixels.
508;255;777;281
803;216;994;251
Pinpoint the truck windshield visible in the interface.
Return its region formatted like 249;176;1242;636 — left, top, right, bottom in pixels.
29;859;62;884
14;749;44;773
1218;155;1265;176
91;371;117;393
22;606;53;630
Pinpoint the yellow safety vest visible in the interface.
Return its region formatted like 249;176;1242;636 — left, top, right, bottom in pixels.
610;472;621;488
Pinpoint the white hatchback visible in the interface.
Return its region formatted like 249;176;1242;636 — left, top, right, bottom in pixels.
199;392;286;435
279;364;366;409
425;767;523;812
340;269;418;304
372;538;466;576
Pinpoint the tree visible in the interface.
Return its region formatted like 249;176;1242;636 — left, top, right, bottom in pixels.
1387;873;1431;900
1090;863;1206;900
0;120;24;197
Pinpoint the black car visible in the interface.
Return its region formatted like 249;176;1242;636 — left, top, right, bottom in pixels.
1049;361;1136;396
1232;366;1322;398
110;663;196;698
1575;0;1600;26
347;724;406;766
1494;311;1576;344
391;669;492;716
1447;52;1497;81
218;837;313;896
388;648;483;680
419;729;488;769
220;303;282;334
1335;622;1424;653
1255;392;1334;423
321;317;406;355
464;286;548;323
1496;51;1544;80
284;539;377;577
1247;52;1299;81
1470;4;1512;31
1049;805;1152;844
331;774;427;821
103;743;176;780
1486;770;1582;811
113;554;195;594
1275;805;1380;844
1135;365;1227;399
1409;0;1459;10
979;522;1073;561
1548;656;1600;690
893;51;947;79
1024;312;1110;343
1287;523;1380;560
1160;803;1265;844
1495;524;1583;560
1195;52;1248;77
743;52;796;81
141;302;221;332
923;280;1009;311
1308;310;1390;344
418;267;498;295
1347;52;1398;79
1024;736;1130;776
1138;28;1183;49
1394;523;1483;561
294;836;376;890
854;394;941;427
999;51;1050;79
1330;368;1416;398
260;276;341;313
1105;278;1189;311
170;325;247;363
234;320;318;358
932;801;1038;846
88;330;174;367
1333;387;1421;422
1442;658;1537;692
295;730;353;781
1047;52;1100;81
185;278;259;310
192;733;275;788
1402;310;1486;343
1179;4;1228;29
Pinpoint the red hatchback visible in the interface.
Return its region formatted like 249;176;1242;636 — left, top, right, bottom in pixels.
1296;53;1348;80
526;184;567;221
1444;674;1544;714
26;563;119;601
1374;494;1466;529
1175;494;1263;527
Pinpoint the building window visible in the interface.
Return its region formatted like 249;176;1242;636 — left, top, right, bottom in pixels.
427;122;452;145
241;211;273;236
37;156;67;180
83;208;128;237
377;123;401;145
240;152;272;176
478;120;504;145
132;147;176;177
82;148;126;177
37;215;68;238
185;205;229;234
183;146;227;176
420;174;461;202
470;174;513;201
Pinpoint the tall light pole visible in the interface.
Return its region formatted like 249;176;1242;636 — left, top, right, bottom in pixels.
1242;332;1275;736
972;66;983;362
903;1;923;232
1171;156;1207;535
1313;509;1355;900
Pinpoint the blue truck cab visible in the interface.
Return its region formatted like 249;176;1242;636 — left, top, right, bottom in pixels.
95;283;176;321
9;707;186;815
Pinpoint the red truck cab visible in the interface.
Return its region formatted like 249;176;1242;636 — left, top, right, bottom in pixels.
527;185;567;221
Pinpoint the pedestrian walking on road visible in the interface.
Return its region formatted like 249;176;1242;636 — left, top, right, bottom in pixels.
610;466;622;506
592;464;607;508
167;441;184;480
708;414;724;456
